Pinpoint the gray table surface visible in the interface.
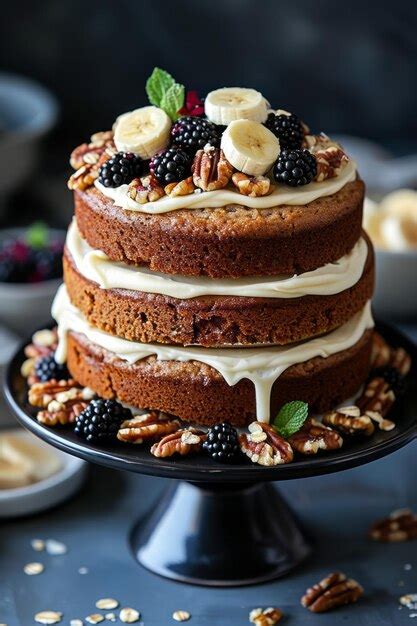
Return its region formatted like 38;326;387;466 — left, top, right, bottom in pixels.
0;323;416;626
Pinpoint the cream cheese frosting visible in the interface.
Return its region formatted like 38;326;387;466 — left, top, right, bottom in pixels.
67;219;368;299
94;158;357;214
52;286;373;423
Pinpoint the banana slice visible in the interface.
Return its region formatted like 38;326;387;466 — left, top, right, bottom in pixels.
205;87;268;125
114;106;171;159
221;120;280;176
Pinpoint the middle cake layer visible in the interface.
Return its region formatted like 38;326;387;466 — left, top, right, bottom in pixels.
64;221;374;347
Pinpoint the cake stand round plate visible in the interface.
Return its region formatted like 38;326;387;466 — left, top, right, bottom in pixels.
4;321;417;586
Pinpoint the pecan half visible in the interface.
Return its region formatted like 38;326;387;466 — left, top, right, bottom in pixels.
150;428;206;458
68;132;115;191
239;422;293;466
38;400;88;426
192;146;234;191
249;607;283;625
391;346;412;376
231;172;273;197
164;176;195;197
288;418;343;455
356;377;396;417
301;572;364;613
369;509;417;542
303;134;349;182
127;175;165;204
117;412;180;444
322;410;375;436
28;379;81;408
371;332;392;368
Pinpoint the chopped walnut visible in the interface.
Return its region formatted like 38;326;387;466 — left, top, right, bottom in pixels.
28;379;81;408
356;377;396;417
232;172;273;197
117;412;180;444
322;409;375;436
164;176;195;197
249;607;283;625
151;428;206;458
301;572;363;613
239;422;293;466
303;134;349;181
192;146;234;191
369;509;417;542
127;175;165;204
68;131;115;191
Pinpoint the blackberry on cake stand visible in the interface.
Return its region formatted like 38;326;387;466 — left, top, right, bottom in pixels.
4;322;417;587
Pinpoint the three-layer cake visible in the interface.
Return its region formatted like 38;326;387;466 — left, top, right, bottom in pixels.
54;71;375;427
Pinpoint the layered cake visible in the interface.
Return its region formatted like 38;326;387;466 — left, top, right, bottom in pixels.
47;68;377;428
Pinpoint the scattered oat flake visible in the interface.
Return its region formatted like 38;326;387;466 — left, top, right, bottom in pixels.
119;608;140;623
173;610;191;622
85;616;104;625
70;621;83;626
31;539;45;552
24;562;44;575
96;599;119;610
34;611;63;625
78;567;89;575
45;539;67;555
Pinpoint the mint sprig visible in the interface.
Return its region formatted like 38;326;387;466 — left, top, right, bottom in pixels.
273;401;309;439
145;67;185;121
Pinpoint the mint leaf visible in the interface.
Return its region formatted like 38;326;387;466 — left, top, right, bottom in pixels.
26;222;49;249
146;67;175;107
273;401;309;438
160;83;185;121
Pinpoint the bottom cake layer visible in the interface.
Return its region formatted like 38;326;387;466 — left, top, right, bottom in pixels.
65;329;373;427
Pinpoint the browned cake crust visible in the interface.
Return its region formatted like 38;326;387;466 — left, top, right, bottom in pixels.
74;180;364;278
64;235;374;347
66;329;373;426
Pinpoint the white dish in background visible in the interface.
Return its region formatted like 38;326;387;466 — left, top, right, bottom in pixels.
373;248;417;319
0;428;87;518
0;227;64;336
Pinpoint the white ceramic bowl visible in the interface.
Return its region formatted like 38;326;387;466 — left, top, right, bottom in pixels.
373;248;417;319
0;73;58;200
0;428;87;518
0;227;64;336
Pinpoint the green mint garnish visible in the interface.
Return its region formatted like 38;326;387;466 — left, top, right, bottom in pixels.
26;222;49;249
145;67;185;121
273;401;309;439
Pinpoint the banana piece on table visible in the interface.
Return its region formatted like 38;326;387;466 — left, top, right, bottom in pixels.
0;434;62;484
0;458;31;489
114;105;171;159
205;87;268;125
221;119;280;176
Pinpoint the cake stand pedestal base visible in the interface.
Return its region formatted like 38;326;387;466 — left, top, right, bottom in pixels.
131;480;311;586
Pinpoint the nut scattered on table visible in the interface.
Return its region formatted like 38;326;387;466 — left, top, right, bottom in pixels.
85;615;104;624
172;610;191;622
34;612;63;625
289;418;343;455
301;571;364;612
119;608;140;624
249;607;283;625
369;508;417;542
24;562;44;575
240;422;293;466
400;593;417;610
45;539;67;555
96;599;119;611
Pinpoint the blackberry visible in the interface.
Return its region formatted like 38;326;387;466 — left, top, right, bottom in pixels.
203;422;240;463
74;398;132;444
33;248;62;281
150;147;191;185
98;152;143;188
35;354;69;382
265;112;304;150
273;149;317;187
372;366;406;396
171;116;220;153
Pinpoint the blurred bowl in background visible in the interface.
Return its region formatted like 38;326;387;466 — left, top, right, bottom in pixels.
0;72;58;201
373;249;417;319
0;227;64;335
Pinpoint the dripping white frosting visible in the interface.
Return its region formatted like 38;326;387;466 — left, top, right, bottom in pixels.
94;159;357;214
52;286;373;423
67;219;368;299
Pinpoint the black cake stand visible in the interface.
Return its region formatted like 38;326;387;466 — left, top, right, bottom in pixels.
4;322;417;587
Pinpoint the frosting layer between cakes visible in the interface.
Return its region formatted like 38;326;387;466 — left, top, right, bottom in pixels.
52;285;374;422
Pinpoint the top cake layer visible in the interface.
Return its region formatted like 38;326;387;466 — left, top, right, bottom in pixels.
68;68;363;278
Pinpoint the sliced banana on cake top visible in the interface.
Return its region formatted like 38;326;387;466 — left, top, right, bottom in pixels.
114;105;171;160
221;120;280;176
205;87;268;125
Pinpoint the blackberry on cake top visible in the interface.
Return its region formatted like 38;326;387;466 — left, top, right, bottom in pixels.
171;116;220;153
265;110;304;150
273;149;317;187
98;152;143;188
150;147;192;185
